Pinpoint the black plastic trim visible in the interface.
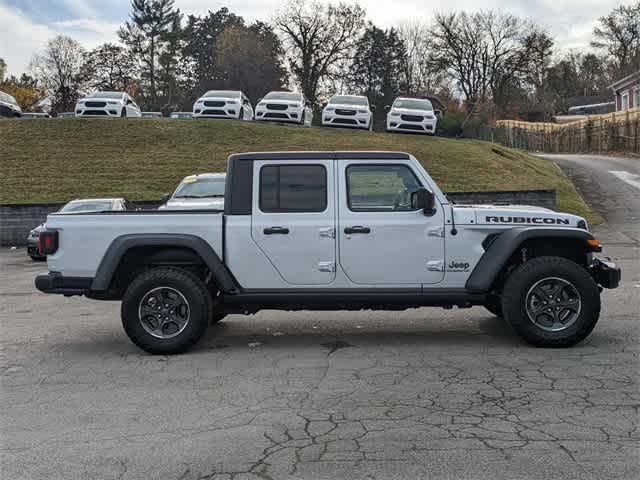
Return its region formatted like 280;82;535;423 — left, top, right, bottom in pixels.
91;234;239;293
224;288;485;307
35;273;92;295
466;227;597;292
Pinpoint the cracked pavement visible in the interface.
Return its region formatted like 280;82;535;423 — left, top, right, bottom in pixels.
1;155;639;479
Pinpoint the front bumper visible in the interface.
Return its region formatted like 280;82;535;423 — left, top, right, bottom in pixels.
323;112;370;129
387;117;436;134
193;108;239;119
589;258;621;289
35;272;93;296
255;107;302;123
75;106;123;117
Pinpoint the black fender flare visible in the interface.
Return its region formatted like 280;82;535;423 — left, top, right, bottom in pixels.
465;227;597;292
91;234;239;293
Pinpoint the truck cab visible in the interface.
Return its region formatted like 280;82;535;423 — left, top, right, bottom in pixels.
35;151;620;354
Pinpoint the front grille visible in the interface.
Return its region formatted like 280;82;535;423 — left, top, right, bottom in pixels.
204;101;225;107
264;112;289;119
84;110;108;115
401;114;423;122
266;103;288;110
334;118;358;125
85;101;106;108
399;123;424;131
335;109;356;116
202;109;226;115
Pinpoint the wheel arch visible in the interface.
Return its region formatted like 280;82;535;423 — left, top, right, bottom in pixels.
91;234;238;294
466;227;599;293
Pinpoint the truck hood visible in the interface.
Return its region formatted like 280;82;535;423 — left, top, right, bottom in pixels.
389;107;435;116
325;103;370;112
456;204;586;228
160;197;225;210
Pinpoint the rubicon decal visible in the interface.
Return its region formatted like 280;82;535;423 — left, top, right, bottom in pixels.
486;216;570;225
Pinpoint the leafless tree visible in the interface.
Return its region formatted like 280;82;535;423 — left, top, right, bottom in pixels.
397;22;444;96
30;35;87;113
273;0;365;106
591;1;640;76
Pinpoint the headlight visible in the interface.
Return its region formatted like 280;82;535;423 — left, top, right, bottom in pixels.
30;229;39;237
325;107;334;112
358;110;368;114
226;100;238;104
196;100;204;104
107;101;119;104
391;112;400;116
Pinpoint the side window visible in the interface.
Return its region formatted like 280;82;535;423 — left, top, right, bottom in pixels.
347;164;423;212
260;165;327;213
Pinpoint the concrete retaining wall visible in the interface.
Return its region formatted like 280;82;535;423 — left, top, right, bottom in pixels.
0;190;556;246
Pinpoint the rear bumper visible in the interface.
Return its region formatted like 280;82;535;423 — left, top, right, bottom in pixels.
35;273;92;295
589;258;621;289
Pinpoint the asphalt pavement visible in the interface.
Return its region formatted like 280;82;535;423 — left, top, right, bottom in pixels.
1;154;638;480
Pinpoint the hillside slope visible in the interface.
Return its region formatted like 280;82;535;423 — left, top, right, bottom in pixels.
0;118;595;220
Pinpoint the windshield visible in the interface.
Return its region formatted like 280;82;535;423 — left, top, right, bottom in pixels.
87;92;124;99
203;91;240;98
60;200;114;213
264;92;302;101
0;92;17;104
173;177;226;198
329;95;368;106
393;99;433;111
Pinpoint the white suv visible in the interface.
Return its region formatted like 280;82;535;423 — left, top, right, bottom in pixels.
386;97;437;134
0;91;22;117
255;91;312;126
75;92;141;118
192;90;253;120
322;94;372;130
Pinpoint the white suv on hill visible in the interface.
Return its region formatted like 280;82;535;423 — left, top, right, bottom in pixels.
386;97;437;134
75;92;141;118
322;94;372;130
255;91;312;125
192;90;253;120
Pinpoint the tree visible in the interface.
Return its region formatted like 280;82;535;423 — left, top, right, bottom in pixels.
119;0;181;109
274;0;365;106
348;24;406;127
591;1;640;76
0;73;45;111
0;58;6;82
215;22;288;102
30;35;87;113
84;43;137;91
397;22;443;96
180;8;244;102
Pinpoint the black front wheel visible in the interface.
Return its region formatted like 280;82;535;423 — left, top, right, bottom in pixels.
121;108;126;118
121;267;212;354
502;256;600;347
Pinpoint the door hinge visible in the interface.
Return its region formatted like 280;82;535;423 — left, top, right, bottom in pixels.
427;260;444;272
428;226;445;238
317;261;336;272
318;227;335;239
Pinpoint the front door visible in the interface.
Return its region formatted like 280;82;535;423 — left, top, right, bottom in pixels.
251;160;336;285
338;160;445;285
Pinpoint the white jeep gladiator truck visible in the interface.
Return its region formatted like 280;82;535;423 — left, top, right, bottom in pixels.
35;151;620;354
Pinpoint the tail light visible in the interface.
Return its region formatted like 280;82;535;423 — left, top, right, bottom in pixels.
38;230;59;255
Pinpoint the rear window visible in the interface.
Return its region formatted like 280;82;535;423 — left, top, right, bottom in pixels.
260;165;327;212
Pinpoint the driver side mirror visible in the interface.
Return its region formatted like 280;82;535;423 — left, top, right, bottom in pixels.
160;193;170;203
411;188;436;216
126;99;133;105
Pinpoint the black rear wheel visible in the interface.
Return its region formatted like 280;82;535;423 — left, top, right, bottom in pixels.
121;267;211;354
502;256;600;347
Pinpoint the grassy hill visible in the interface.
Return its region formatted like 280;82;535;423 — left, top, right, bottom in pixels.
0;118;596;221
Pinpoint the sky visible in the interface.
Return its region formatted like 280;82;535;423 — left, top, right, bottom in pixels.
0;0;628;76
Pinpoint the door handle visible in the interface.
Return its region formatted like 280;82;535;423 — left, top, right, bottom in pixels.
344;226;371;234
263;226;289;235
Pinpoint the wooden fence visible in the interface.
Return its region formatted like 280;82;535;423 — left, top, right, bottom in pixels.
467;108;640;154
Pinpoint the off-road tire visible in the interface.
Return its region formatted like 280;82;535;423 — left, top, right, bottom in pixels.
120;108;126;118
484;294;503;317
502;256;600;347
121;267;211;354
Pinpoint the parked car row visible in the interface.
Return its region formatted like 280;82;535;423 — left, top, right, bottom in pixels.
7;87;440;134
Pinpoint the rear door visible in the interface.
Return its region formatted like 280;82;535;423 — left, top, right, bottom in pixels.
251;160;336;285
337;159;446;285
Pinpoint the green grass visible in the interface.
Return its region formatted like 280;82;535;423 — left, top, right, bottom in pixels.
0;118;598;222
